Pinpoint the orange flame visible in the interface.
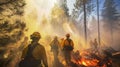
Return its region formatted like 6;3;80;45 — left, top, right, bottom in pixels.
72;50;112;67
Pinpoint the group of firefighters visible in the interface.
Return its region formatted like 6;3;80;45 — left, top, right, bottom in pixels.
19;32;74;67
50;34;74;67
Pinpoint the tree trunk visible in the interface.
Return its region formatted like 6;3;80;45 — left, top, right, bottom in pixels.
97;0;101;45
83;0;87;44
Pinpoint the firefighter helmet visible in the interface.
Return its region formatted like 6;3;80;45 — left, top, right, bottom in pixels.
66;33;70;37
30;32;41;40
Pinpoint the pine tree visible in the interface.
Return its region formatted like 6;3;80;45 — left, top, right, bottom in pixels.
0;0;26;66
102;0;120;45
72;0;95;44
0;0;26;46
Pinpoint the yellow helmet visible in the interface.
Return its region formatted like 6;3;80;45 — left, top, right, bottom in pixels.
30;32;41;40
66;33;70;37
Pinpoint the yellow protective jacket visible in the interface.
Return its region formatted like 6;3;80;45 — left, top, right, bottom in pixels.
62;39;74;51
22;43;48;67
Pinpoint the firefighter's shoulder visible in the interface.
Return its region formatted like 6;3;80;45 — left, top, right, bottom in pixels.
36;43;45;50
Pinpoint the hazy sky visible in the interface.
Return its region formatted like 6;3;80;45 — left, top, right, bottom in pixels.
26;0;76;17
26;0;56;16
67;0;75;15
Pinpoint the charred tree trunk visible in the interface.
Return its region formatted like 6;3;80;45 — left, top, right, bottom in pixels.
97;0;101;45
83;0;87;44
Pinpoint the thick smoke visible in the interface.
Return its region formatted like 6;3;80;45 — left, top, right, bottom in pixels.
101;0;120;50
0;0;119;67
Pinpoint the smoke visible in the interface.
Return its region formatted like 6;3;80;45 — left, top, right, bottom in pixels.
24;0;120;66
23;0;89;66
101;20;120;50
0;0;119;67
24;0;87;49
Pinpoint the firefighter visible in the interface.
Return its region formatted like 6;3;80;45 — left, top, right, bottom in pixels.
50;36;60;67
93;38;98;53
19;32;48;67
93;38;98;49
62;33;74;66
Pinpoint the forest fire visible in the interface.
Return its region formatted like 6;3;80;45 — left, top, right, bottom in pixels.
0;0;120;67
74;57;99;66
71;49;112;67
77;58;99;66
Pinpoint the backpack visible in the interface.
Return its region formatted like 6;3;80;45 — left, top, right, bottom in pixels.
63;39;73;51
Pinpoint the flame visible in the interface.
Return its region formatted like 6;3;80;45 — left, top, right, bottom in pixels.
80;58;99;66
73;56;99;67
72;50;112;67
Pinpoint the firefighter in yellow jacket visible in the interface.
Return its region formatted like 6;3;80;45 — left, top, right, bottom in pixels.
19;32;48;67
62;33;74;66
